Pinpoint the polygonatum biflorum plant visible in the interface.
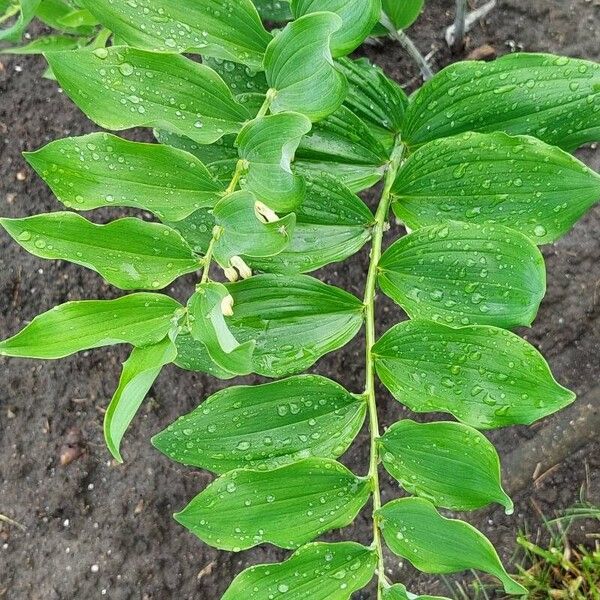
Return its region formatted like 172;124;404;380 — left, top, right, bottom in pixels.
1;0;600;598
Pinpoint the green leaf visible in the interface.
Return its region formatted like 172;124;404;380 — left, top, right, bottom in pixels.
203;56;268;97
373;319;576;429
378;221;546;329
0;293;181;359
296;106;388;192
383;583;451;600
105;335;177;463
250;172;373;274
380;420;513;512
79;0;272;68
378;498;527;595
175;458;371;551
212;191;295;266
173;333;237;380
253;0;292;21
403;53;600;151
57;7;97;29
392;132;600;244
336;56;408;136
382;0;424;30
0;34;86;54
46;47;250;144
291;0;381;57
188;283;255;376
222;541;377;600
25;133;224;222
237;112;311;211
152;374;366;473
0;212;200;290
226;274;364;377
0;0;41;42
264;12;348;121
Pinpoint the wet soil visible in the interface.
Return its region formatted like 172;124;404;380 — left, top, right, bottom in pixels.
0;1;599;598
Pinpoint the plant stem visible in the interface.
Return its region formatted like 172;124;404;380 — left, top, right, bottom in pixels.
199;226;222;285
453;0;468;52
364;137;405;598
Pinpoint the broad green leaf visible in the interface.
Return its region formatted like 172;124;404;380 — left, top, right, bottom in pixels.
250;172;373;274
36;0;94;33
57;7;97;29
203;56;268;97
382;0;424;30
0;293;181;359
105;335;177;463
188;283;255;376
336;56;408;136
264;12;348;121
46;47;250;144
378;221;546;329
380;420;512;512
403;53;600;151
383;583;451;600
392;131;600;244
378;498;527;595
174;333;237;380
175;458;371;551
25;133;224;222
253;0;292;21
0;0;40;42
79;0;272;68
212;191;295;266
373;320;575;429
0;212;200;290
226;274;364;377
296;106;388;192
152;375;367;473
291;0;381;57
222;542;377;600
237;112;311;211
0;34;86;54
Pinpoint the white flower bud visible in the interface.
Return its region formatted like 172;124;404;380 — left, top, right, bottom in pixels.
221;294;235;317
230;256;252;280
254;200;279;224
223;266;239;282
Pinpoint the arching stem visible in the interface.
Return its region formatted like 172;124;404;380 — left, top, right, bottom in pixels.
364;137;405;598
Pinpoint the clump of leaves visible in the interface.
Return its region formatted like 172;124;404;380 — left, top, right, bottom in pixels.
1;0;600;598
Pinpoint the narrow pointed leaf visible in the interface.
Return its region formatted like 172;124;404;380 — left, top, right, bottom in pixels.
0;0;40;42
403;53;600;151
79;0;272;68
175;458;371;551
378;498;527;595
392;132;600;244
188;283;255;376
296;105;388;191
0;34;86;54
378;221;546;329
291;0;381;57
0;293;181;359
336;56;408;136
212;191;295;266
264;12;348;121
226;274;364;377
46;47;250;144
153;375;366;473
381;420;513;512
222;542;377;600
250;172;373;274
1;213;200;290
203;56;268;97
383;584;451;600
25;133;224;222
382;0;424;30
237;112;311;211
373;320;576;429
105;336;177;463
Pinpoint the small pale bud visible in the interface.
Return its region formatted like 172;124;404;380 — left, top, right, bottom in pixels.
254;201;279;224
231;256;252;279
221;294;235;317
223;266;239;282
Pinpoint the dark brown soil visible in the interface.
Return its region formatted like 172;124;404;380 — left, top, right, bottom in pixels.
1;1;599;598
